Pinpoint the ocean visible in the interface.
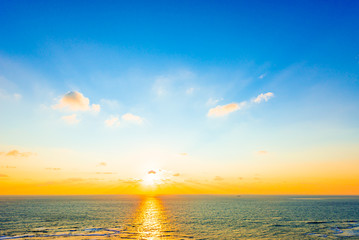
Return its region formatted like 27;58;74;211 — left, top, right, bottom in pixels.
0;195;359;239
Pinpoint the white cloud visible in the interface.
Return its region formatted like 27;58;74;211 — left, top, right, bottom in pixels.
156;87;166;96
13;93;22;100
252;92;274;103
206;97;223;106
91;104;101;113
105;116;120;127
61;114;80;125
152;70;196;97
186;87;194;94
100;99;120;109
53;91;100;112
105;114;144;127
152;76;169;97
0;89;22;101
122;113;144;125
0;90;6;99
258;73;267;79
207;92;274;117
207;102;246;117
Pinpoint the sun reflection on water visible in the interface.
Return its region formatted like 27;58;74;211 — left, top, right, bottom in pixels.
134;196;172;239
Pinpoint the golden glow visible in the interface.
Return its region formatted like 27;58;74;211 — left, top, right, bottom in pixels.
1;147;359;195
143;170;160;186
141;169;170;188
130;196;174;239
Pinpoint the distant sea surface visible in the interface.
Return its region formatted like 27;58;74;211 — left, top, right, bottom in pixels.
1;195;359;239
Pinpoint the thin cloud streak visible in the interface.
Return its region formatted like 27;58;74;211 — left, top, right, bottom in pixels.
1;150;34;157
207;92;274;117
252;92;274;103
122;113;144;125
208;102;246;117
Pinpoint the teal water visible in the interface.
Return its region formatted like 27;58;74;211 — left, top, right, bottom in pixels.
0;195;359;239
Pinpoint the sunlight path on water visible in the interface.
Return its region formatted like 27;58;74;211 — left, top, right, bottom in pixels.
129;196;176;239
0;195;193;240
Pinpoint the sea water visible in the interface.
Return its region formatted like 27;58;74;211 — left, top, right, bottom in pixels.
0;195;359;239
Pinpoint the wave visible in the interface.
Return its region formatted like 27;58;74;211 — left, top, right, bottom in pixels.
0;228;123;240
306;221;359;238
306;221;334;224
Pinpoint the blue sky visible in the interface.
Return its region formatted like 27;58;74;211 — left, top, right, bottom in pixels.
1;0;359;70
1;0;359;194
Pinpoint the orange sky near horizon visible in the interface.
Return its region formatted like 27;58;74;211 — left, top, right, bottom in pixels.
1;149;359;195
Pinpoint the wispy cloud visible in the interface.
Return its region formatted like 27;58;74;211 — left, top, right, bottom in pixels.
258;73;267;79
45;168;61;171
186;87;194;94
105;113;144;127
257;150;268;155
119;178;143;184
122;113;144;125
152;70;195;97
91;104;101;112
252;92;274;103
206;97;223;106
97;162;107;167
214;176;224;181
1;150;34;157
64;178;84;183
104;116;120;127
100;99;120;110
53;91;100;112
152;76;169;96
13;93;22;100
0;173;8;177
207;102;246;117
0;89;22;101
207;92;274;117
61;114;80;125
1;166;16;169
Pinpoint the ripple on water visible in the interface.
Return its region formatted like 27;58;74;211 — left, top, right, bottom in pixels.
1;195;359;239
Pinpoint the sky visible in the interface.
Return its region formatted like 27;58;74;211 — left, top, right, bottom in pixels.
1;0;359;195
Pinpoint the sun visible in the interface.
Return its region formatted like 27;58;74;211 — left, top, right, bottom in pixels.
142;170;159;186
142;169;169;187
